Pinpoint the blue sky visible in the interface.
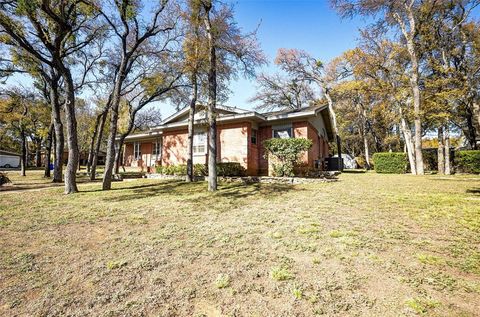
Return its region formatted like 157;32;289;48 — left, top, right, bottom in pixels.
223;0;367;111
6;0;368;118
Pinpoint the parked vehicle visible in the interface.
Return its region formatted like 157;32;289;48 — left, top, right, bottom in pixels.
0;153;20;168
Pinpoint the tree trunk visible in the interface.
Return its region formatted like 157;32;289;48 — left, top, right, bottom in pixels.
409;55;424;175
360;106;370;170
204;2;217;191
444;126;451;175
363;133;370;170
114;141;122;175
51;80;64;183
87;113;103;173
186;74;198;183
102;98;120;189
465;105;478;149
44;123;53;178
103;58;127;190
35;138;42;167
474;102;480;132
437;126;445;175
90;109;108;181
62;71;79;194
20;131;27;177
324;89;341;158
400;114;416;175
396;6;424;175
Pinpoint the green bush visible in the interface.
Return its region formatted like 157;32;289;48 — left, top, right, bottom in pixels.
156;164;188;175
216;162;246;176
372;152;408;174
422;149;438;171
263;138;313;177
456;150;480;174
155;162;245;177
0;172;11;186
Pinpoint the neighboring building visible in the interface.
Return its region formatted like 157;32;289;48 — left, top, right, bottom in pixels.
41;150;107;167
333;154;357;169
121;104;335;176
0;150;21;168
77;150;107;166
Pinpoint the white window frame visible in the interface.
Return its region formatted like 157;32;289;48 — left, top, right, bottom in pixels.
251;129;258;145
272;126;293;139
134;142;141;160
193;131;207;155
152;140;161;159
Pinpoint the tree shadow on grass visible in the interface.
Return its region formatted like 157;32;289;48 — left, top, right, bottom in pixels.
213;182;299;200
342;169;367;174
466;188;480;195
97;180;300;203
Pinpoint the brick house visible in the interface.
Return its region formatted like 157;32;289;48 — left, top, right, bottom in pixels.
121;104;334;175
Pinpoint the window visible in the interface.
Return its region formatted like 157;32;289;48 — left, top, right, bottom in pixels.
152;140;161;158
193;132;206;154
134;142;141;160
251;129;258;145
273;127;293;139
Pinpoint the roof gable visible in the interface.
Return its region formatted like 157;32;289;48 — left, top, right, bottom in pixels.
161;104;250;125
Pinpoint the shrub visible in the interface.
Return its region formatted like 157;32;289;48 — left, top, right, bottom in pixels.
456;150;480;174
155;162;245;177
216;162;246;176
422;149;437;171
372;152;408;174
263;138;313;177
0;172;11;186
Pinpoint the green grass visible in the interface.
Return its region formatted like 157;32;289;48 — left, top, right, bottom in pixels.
214;273;231;289
0;171;479;316
270;266;294;281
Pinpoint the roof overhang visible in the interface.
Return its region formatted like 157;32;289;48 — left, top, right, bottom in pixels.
319;107;335;142
265;105;327;122
160;104;251;126
120;130;163;141
155;112;266;131
122;104;335;142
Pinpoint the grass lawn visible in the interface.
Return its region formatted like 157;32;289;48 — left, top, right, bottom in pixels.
0;171;479;316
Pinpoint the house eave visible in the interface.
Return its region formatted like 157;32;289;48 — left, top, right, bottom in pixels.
153;112;265;131
120;131;163;142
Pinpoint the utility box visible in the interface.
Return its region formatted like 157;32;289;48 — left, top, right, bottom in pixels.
325;157;344;171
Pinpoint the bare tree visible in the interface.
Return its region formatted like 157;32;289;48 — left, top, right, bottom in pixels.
198;0;265;191
250;73;316;111
0;0;103;193
94;0;180;190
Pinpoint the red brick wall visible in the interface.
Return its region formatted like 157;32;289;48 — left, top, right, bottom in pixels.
259;121;324;175
307;122;320;165
123;120;330;174
124;143;134;166
257;126;272;175
293;122;309;165
159;123;249;169
162;129;188;166
247;123;259;175
124;141;156;171
217;122;249;169
294;121;323;166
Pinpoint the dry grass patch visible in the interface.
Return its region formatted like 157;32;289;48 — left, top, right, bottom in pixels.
0;171;479;316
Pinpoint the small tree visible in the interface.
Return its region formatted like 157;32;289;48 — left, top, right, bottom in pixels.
263;138;313;177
